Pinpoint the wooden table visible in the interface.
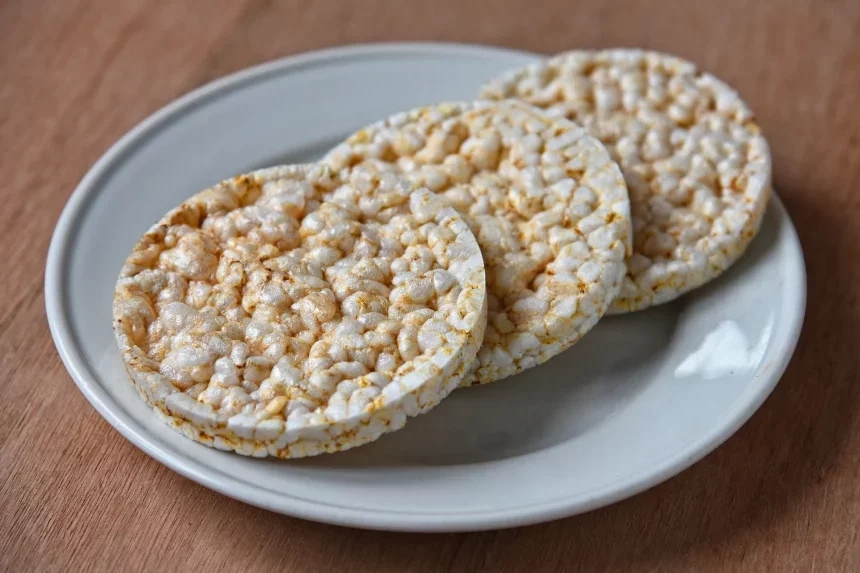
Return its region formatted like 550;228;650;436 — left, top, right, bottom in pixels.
2;1;858;571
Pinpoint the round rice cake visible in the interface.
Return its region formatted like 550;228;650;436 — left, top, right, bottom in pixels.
479;49;772;313
112;164;487;458
324;101;631;385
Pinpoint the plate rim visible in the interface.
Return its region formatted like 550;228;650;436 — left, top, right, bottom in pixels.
45;41;807;532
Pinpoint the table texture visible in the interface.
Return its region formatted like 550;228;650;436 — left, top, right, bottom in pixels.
2;1;859;571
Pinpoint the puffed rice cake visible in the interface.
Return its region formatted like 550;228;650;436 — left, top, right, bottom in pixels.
113;164;487;458
479;49;772;313
324;100;631;385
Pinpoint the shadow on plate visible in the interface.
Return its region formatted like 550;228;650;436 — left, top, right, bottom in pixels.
294;305;678;468
247;134;352;171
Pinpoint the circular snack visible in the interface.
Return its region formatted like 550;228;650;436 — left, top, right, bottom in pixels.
479;49;772;313
113;164;487;458
324;100;631;385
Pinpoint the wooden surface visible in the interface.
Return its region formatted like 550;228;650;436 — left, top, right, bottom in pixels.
2;1;859;571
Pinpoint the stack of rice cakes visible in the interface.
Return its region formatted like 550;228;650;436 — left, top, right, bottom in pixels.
113;49;771;459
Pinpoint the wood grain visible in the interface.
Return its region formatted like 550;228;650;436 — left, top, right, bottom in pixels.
2;0;859;571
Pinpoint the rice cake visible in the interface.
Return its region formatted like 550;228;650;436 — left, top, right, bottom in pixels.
324;101;631;385
113;164;487;458
479;49;772;313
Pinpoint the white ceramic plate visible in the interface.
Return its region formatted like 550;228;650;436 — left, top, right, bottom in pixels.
46;43;806;532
